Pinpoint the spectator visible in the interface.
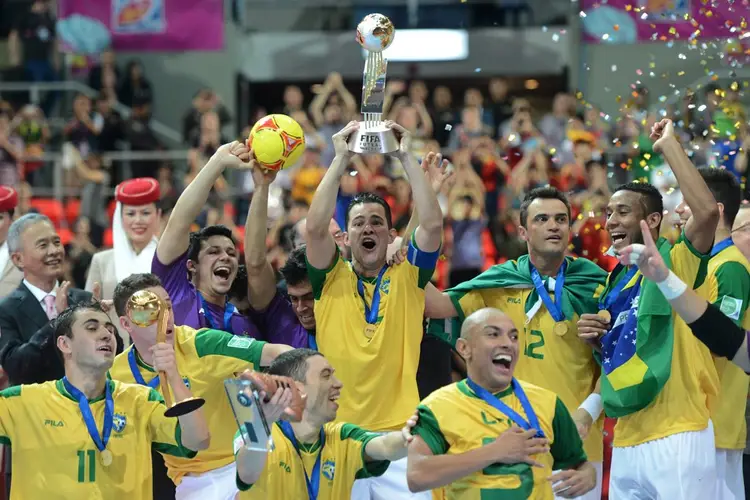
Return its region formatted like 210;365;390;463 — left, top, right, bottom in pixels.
123;98;162;178
10;104;48;185
63;93;98;158
447;192;486;286
63;216;96;289
118;59;153;109
446;106;492;152
0;112;23;186
0;187;24;299
182;88;232;145
290;146;326;206
488;77;513;134
88;48;120;93
278;85;306;116
538;92;575;156
430;85;458;147
309;72;357;166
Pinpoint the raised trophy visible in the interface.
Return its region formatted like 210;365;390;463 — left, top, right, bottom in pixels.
348;13;399;154
225;371;305;453
127;290;206;417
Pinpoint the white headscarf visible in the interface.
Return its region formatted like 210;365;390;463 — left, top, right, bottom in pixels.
113;201;159;282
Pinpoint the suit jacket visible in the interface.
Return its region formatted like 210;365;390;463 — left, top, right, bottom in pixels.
0;261;23;301
0;283;93;385
85;249;116;300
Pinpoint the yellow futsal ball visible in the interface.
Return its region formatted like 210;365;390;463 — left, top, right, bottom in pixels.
247;114;306;171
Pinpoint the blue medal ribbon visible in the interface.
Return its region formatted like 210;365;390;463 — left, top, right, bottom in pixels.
356;266;388;325
466;378;545;438
63;377;114;453
529;261;567;322
599;266;639;312
198;293;237;332
711;237;734;257
127;348;160;389
278;421;325;500
307;332;318;351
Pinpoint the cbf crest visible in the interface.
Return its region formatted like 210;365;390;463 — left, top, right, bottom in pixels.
113;413;127;433
322;459;336;481
379;278;391;296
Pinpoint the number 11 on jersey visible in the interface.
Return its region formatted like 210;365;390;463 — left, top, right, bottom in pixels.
77;450;96;483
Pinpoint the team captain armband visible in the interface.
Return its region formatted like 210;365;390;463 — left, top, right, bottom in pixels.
688;302;747;364
407;234;440;269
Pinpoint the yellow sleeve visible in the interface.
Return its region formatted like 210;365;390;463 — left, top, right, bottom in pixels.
0;386;21;445
449;289;488;321
307;248;349;300
669;230;710;290
145;388;198;459
191;328;267;377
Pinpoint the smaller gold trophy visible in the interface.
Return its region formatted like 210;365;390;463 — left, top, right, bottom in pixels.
127;290;205;417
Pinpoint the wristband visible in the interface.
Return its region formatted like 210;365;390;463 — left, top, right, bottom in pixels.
578;393;603;421
656;270;688;300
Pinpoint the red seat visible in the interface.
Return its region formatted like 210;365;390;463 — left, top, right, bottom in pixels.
482;229;497;268
103;228;113;248
30;198;64;227
107;200;117;222
65;199;81;226
57;228;73;246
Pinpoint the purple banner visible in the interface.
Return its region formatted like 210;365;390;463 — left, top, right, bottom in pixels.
580;0;750;44
58;0;224;52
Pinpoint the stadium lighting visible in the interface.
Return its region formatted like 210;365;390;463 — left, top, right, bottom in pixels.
361;29;469;62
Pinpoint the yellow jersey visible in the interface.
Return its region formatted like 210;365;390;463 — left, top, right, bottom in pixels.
612;232;719;447
413;379;586;500
307;239;437;432
0;380;194;500
109;325;266;484
706;242;750;450
450;287;603;462
233;422;389;498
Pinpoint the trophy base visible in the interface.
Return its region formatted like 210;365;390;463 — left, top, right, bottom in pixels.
347;123;399;154
164;397;206;418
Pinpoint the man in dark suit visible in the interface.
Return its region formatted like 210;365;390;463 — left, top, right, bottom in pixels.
0;213;113;386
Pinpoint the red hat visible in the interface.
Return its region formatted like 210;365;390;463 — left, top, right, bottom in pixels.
115;178;160;206
0;186;18;213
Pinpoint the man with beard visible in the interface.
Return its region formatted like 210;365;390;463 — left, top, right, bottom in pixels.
673;167;749;500
577;118;720;499
305;120;442;499
153;141;299;345
425;186;608;500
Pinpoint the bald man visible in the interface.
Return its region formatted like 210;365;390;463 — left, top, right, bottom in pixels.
407;308;596;498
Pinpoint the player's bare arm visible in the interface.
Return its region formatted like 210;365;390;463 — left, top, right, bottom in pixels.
651;119;719;253
157;141;253;265
406;427;548;492
424;283;458;319
244;164;279;311
151;342;211;451
305;121;359;269
363;411;418;462
387;122;442;253
260;342;294;367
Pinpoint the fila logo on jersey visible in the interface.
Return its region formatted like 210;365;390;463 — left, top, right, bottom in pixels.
507;297;521;304
113;414;127;433
228;336;255;349
44;419;64;427
279;461;291;473
322;460;336;481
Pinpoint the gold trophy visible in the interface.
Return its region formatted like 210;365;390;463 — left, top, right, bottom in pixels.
127;290;206;417
348;13;400;154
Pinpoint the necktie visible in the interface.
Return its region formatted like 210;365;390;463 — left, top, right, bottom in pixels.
43;295;57;320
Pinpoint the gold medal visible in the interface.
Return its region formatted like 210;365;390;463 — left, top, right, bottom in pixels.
100;449;113;467
364;324;377;338
598;310;611;323
553;322;568;336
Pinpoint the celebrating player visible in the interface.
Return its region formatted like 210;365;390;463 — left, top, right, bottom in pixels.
408;308;597;498
577;119;720;498
0;301;209;499
108;273;291;500
673;167;749;500
234;348;418;498
305;120;442;498
426;186;608;499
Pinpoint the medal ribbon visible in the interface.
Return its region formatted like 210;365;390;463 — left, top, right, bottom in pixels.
599;266;639;312
711;237;734;257
198;293;237;332
356;266;388;325
466;378;545;438
278;421;325;500
128;348;160;389
529;261;567;322
307;332;318;351
63;377;114;453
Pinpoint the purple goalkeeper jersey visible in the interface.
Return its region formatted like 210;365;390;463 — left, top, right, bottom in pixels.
151;251;307;347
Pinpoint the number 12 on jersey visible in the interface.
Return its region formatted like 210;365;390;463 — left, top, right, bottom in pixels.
77;450;96;483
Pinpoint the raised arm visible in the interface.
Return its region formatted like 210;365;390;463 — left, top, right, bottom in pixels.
364;412;418;462
157;141;251;265
305;121;359;269
651;119;719;253
244;166;279;311
387;122;442;253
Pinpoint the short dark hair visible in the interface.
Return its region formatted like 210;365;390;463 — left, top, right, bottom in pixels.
519;186;572;228
345;192;393;229
113;273;163;317
53;301;107;360
279;246;309;287
613;182;664;222
187;225;235;264
267;348;322;383
229;265;248;302
698;167;741;227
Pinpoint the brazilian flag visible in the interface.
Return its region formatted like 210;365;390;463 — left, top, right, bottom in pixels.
427;255;607;347
596;238;675;418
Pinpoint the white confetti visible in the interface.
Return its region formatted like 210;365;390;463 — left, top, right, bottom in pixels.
611;65;617;71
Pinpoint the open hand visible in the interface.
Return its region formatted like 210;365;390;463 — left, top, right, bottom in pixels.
421;151;453;193
386;121;412;158
332;121;360;158
617;220;669;282
489;426;549;467
250;154;277;186
55;281;71;314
